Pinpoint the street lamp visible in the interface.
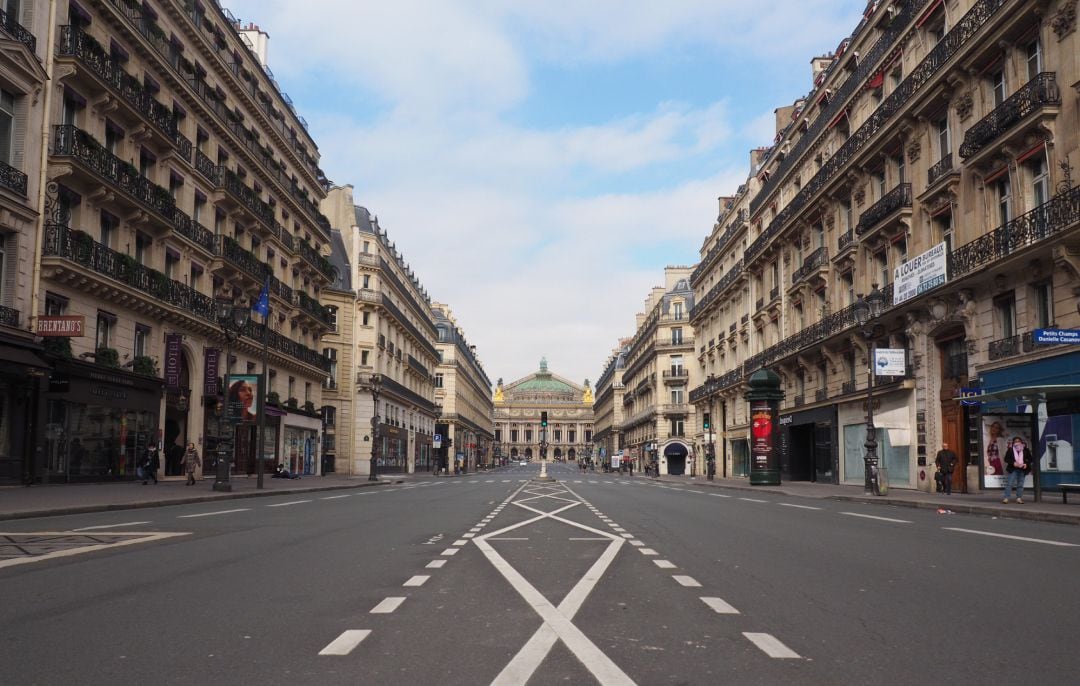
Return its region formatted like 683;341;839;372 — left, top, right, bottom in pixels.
853;284;885;496
368;372;382;481
214;297;250;492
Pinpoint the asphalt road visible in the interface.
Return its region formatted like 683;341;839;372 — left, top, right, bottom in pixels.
3;462;1078;685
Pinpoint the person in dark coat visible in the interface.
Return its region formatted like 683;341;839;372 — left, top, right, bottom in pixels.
934;443;958;495
1002;437;1033;503
141;447;160;485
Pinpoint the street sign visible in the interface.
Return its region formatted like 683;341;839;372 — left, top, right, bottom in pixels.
433;433;442;449
1034;328;1080;344
874;348;906;376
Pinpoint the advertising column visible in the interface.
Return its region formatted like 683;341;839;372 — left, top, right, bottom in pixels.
745;368;784;486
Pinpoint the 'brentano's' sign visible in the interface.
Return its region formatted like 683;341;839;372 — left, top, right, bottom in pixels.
894;242;947;305
37;315;86;337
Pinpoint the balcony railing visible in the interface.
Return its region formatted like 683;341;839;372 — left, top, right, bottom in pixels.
58;26;192;160
927;153;954;187
295;290;333;327
793;395;805;407
959;73;1061;159
842;380;857;394
729;322;737;333
769;286;780;301
690;211;747;286
856;184;912;235
755;297;765;311
0;304;20;327
42;223;216;322
220;167;277;226
218;235;269;279
380;293;439;359
169;209;216;254
690;258;743;320
662;369;689;379
792;246;829;285
988;332;1035;361
0;159;27;196
242;318;330;373
748;0;1011;261
195;149;218;184
838;229;854;252
1;6;37;52
815;388;828;402
944;352;968;379
298;239;335;280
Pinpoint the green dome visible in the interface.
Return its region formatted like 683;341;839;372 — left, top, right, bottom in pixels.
516;376;575;393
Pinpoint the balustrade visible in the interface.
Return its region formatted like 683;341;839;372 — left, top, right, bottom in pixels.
855;184;911;235
838;229;854;251
0;6;35;51
792;246;829;285
988;332;1035;361
842;380;857;394
959;73;1060;159
0;304;20;327
0;160;27;196
927;153;954;187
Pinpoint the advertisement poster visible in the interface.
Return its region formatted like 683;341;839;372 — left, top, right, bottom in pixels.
894;242;947;304
981;414;1033;489
750;400;774;471
874;348;907;376
227;374;259;423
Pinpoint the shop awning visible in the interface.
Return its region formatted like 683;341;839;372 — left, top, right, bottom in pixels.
1;343;50;371
966;384;1080;403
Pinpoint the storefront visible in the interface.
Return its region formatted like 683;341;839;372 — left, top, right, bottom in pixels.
284;411;322;476
975;349;1080;494
777;404;838;483
837;388;915;489
663;441;689;475
0;333;49;483
380;423;406;473
41;360;162;482
729;432;750;477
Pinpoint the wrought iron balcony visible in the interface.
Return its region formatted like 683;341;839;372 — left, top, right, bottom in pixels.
217;235;269;279
269;275;294;304
690;212;747;286
988;332;1035;361
662;369;689;380
769;286;780;301
220;167;277;226
295;290;333;327
741;314;749;325
195;150;218;184
57;26;192;161
729;322;737;333
793;395;805;407
689;259;743;321
950;184;1080;279
792;246;829;285
53;125;176;220
241;318;331;373
0;304;19;327
169;208;216;253
1;6;36;52
842;380;857;394
944;352;968;379
815;388;828;402
0;160;27;196
959;73;1061;160
755;297;765;311
749;0;1010;259
42;223;216;322
379;293;439;359
837;229;854;252
298;239;335;281
856;184;911;236
927;153;954;187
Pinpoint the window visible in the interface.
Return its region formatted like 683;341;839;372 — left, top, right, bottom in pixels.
494;429;502;442
995;293;1016;338
165;250;178;279
0;89;14;165
189;264;202;290
169;173;182;200
670;388;683;404
327;306;337;328
360;349;369;366
135;232;149;264
288;376;295;401
934;212;954;254
362;274;370;289
1030;153;1050;208
996;177;1012;226
305;382;311;403
673;302;684;320
1025;39;1042;81
105;121;122;155
363;240;370;254
770;261;779;290
894;154;906;185
511;430;518;443
434;373;443;388
794;303;804;330
99;211;117;249
846;350;857;383
935;117;950;160
991;69;1006;107
95;311;114;350
525;429;532;443
324;348;338;387
45;292;66;316
841;199;853;233
323;406;336;427
670;354;683;375
670;419;684;437
193;194;206;223
1034;281;1053;329
362;311;370;326
841;271;854;307
817;361;829;392
62;93;81;127
585;429;592;442
214;209;225;235
554;430;562;442
132;324;150;358
671;327;683;345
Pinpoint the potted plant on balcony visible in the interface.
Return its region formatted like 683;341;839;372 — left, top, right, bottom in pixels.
286;397;298;409
43;336;72;360
266;391;281;407
303;400;316;414
132;355;157;376
96;347;120;368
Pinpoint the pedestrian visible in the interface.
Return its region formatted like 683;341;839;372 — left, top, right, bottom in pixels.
141;447;160;485
934;442;958;495
183;442;201;486
1002;436;1033;504
628;460;634;477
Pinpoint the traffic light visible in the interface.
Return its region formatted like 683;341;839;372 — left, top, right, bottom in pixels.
702;412;711;430
540;411;548;427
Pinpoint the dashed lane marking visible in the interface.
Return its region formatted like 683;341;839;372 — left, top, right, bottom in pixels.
709;493;731;498
738;498;768;503
178;508;250;518
71;522;150;531
370;597;405;614
403;575;430;587
744;632;801;659
629;540;644;547
266;500;312;507
441;548;459;556
672;575;701;587
943;527;1079;547
453;540;469;546
701;597;740;614
640;548;658;556
841;512;912;524
318;630;371;656
320;494;351;500
426;560;447;569
779;503;821;510
654;560;676;569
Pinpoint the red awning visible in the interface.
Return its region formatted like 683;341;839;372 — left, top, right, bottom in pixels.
867;71;884;90
828;108;849;129
916;0;944;27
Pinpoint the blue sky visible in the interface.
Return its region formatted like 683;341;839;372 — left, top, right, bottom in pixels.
229;0;867;386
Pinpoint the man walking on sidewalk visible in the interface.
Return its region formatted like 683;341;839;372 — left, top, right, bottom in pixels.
935;443;957;495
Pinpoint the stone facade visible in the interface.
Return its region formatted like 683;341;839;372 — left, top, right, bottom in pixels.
494;359;593;463
433;303;494;471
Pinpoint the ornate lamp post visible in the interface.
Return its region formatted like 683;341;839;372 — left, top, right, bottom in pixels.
369;372;383;481
214;297;250;492
853;284;885;496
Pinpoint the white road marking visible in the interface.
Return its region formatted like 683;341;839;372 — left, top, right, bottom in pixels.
620;533;635;538
485;480;495;483
654;560;676;569
568;537;609;541
178;508;250;518
321;494;351;500
470;528;483;532
943;527;1080;547
462;533;476;538
640;548;658;556
266;500;312;507
426;560;447;569
502;480;511;483
489;537;529;541
0;532;189;569
709;493;731;498
744;632;801;659
403;575;430;587
779;503;821;510
370;597;405;614
441;548;459;556
672;575;701;587
841;512;912;524
629;540;644;546
72;522;150;531
318;630;371;656
701;597;740;614
738;497;767;503
453;540;469;546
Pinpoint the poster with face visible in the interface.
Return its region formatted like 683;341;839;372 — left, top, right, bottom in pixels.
750;400;774;472
981;414;1033;489
227;374;260;424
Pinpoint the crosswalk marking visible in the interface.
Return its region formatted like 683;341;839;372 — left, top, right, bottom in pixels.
701;597;739;614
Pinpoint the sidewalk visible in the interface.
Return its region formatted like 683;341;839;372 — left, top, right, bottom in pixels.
648;474;1080;526
0;474;398;521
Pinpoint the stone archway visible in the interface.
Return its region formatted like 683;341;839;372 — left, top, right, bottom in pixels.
524;448;533;459
664;441;689;475
568;448;576;461
511;447;519;458
553;448;563;460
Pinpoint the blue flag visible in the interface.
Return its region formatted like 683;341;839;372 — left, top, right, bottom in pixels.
252;278;270;318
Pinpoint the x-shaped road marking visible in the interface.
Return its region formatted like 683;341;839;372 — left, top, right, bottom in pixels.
475;482;635;685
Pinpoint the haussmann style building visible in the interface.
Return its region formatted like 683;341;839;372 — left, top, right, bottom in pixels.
432;303;494;473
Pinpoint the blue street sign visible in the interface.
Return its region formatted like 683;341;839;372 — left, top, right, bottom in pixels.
1034;329;1080;344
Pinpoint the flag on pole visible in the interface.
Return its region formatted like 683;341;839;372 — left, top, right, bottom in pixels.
252;278;270;318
